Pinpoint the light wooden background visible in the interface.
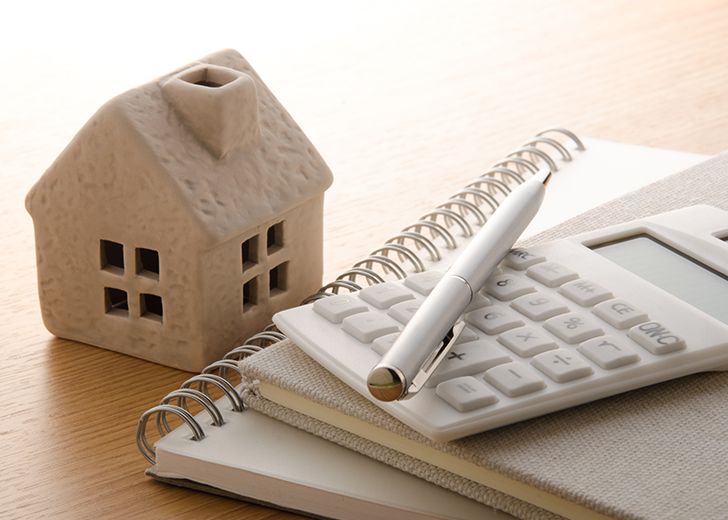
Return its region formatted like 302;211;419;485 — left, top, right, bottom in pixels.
2;1;727;518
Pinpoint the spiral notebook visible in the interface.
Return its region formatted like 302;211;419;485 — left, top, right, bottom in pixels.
138;129;707;519
237;154;728;520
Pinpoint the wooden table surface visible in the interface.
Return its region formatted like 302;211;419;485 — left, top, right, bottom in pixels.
2;1;727;518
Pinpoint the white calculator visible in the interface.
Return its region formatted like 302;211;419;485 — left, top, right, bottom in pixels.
274;205;728;441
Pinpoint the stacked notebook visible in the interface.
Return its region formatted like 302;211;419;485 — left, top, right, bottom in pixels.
139;129;722;519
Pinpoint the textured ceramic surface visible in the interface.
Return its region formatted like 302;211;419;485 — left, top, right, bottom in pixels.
25;49;333;371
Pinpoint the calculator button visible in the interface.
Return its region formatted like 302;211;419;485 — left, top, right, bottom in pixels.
498;327;558;357
543;312;604;344
531;349;594;383
510;292;569;321
426;340;511;387
371;332;399;355
593;299;648;329
526;262;579;287
465;306;525;335
465;292;491;312
313;295;369;323
578;336;640;369
387;300;422;324
628;321;686;355
558;279;613;307
404;271;444;295
503;248;546;270
483;363;546;397
358;282;415;309
436;376;498;412
455;326;481;344
484;273;536;301
341;312;400;343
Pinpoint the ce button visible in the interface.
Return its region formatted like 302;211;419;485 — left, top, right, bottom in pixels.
593;298;649;329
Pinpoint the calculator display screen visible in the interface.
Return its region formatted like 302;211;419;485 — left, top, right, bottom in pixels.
591;234;728;325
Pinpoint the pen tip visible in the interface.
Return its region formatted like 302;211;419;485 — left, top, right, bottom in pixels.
535;168;552;186
367;366;406;402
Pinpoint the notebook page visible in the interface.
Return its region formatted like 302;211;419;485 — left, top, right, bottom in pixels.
523;138;706;238
152;405;510;520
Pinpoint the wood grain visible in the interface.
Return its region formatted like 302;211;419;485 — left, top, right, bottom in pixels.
2;1;727;518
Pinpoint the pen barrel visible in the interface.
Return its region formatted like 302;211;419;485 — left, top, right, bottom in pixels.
447;174;546;290
377;275;472;386
368;171;548;400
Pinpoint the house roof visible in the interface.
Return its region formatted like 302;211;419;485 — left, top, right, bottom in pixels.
27;49;333;245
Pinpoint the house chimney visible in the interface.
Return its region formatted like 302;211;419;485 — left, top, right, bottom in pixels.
161;64;261;158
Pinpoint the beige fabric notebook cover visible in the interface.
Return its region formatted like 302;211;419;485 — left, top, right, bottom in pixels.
239;154;728;520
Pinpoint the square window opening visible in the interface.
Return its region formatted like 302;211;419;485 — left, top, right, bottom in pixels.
137;247;160;278
243;278;258;312
140;293;163;322
267;221;284;254
105;287;128;316
269;262;288;295
100;240;124;273
242;236;258;270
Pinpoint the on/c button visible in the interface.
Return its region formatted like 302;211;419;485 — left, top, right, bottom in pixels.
628;321;686;355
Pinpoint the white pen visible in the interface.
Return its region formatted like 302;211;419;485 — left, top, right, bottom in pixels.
367;168;552;401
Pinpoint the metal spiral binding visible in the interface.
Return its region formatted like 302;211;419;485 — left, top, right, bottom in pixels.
202;360;243;384
300;292;331;304
180;374;244;412
453;186;500;212
136;329;283;464
321;279;364;292
536;127;585;150
369;244;425;273
421;208;474;238
478;168;521;190
290;127;585;312
157;388;225;433
137;404;205;463
246;331;287;345
521;136;572;162
402;220;458;250
336;266;386;286
436;199;486;226
137;127;585;464
386;232;441;262
298;279;364;305
223;345;263;360
492;157;538;175
352;255;408;280
507;146;558;172
262;322;281;333
466;177;512;197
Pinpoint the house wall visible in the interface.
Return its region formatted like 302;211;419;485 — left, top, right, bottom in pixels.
200;194;326;358
27;102;211;370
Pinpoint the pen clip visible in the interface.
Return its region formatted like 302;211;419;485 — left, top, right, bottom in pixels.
403;320;468;400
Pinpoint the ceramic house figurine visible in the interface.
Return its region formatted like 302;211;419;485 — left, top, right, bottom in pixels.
25;49;333;371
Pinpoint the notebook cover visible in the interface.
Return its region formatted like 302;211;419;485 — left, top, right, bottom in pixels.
146;470;328;519
240;153;728;520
